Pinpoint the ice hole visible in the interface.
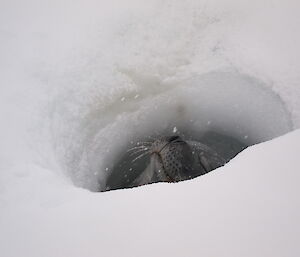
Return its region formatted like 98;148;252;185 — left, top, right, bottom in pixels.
55;72;292;192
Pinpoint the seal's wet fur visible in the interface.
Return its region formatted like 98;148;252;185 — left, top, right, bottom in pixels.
132;135;225;187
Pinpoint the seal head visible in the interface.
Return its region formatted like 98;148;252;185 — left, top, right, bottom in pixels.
133;135;225;186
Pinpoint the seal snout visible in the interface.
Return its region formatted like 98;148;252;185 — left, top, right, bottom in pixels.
107;134;227;190
145;135;191;181
150;135;184;155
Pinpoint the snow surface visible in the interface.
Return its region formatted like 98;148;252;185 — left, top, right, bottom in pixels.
1;0;300;256
1;130;300;257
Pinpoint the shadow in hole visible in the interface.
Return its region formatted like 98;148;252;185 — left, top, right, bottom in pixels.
103;131;249;191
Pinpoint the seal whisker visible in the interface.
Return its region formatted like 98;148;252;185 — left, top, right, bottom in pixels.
148;136;158;141
127;146;148;152
132;151;150;163
129;148;149;156
136;141;152;145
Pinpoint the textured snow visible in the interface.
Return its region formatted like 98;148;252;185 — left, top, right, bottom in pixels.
0;0;300;256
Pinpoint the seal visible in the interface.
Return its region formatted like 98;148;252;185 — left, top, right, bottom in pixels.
131;135;226;187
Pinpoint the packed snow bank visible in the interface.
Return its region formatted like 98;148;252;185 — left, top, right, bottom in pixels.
1;0;300;256
0;0;298;191
1;130;299;257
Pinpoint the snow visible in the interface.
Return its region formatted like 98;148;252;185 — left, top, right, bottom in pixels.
1;130;300;257
1;0;300;256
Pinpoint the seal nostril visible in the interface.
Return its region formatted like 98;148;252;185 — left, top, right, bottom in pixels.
167;135;180;142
